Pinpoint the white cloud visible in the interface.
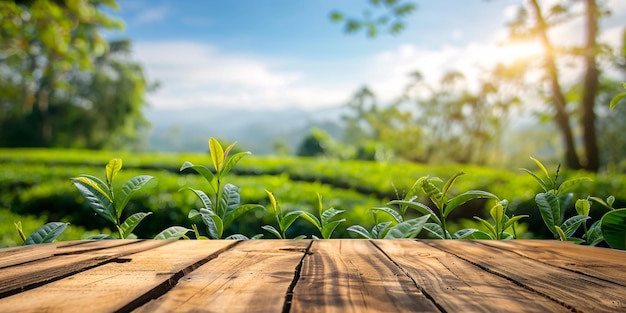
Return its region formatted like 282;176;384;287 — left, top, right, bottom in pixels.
134;41;350;109
134;6;169;25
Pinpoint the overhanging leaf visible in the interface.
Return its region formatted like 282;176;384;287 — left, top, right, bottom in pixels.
442;172;464;198
423;222;446;239
384;214;430;239
561;215;590;237
279;211;303;233
601;208;626;250
180;162;216;191
388;200;441;225
371;207;403;223
180;187;213;211
72;175;112;202
300;211;321;230
609;92;626;110
23;222;68;245
221;151;251;178
452;228;477;239
219;183;240;218
321;208;344;226
557;177;592;195
322;219;346;239
223;204;263;226
262;225;282;239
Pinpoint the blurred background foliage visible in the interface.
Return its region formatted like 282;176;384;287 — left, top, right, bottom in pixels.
0;0;625;246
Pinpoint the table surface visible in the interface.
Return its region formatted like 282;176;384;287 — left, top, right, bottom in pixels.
0;239;625;312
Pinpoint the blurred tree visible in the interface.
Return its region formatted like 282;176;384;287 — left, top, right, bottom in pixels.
0;0;150;149
297;128;334;157
329;0;416;38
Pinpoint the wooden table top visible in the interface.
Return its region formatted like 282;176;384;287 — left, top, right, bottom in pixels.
0;239;624;312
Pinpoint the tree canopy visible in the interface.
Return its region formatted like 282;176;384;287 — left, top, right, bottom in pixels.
0;0;150;149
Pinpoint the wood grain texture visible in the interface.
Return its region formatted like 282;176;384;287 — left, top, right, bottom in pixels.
134;239;310;313
427;240;626;312
478;239;626;286
374;240;570;313
0;240;235;313
291;239;439;313
0;239;170;297
0;240;123;268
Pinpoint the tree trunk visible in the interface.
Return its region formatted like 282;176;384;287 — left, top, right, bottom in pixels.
580;0;600;171
528;0;582;169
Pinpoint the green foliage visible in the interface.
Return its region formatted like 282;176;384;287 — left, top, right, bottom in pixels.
601;209;626;250
182;138;263;239
609;82;626;110
473;200;527;240
389;173;499;239
330;0;416;38
71;158;156;239
0;1;149;150
14;221;68;245
262;190;306;239
300;193;346;239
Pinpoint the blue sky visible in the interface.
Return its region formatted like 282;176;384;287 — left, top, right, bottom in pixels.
105;0;626;111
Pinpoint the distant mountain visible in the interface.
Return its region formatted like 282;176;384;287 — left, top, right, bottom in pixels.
145;106;348;154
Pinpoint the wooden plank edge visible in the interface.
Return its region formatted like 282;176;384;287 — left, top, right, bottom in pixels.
116;240;242;313
0;240;173;299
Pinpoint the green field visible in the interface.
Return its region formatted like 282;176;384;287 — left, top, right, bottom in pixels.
1;148;624;247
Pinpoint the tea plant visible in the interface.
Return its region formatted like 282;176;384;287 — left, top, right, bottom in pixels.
609;82;626;109
472;200;527;240
300;193;346;239
72;159;157;239
14;221;68;245
181;138;263;239
388;172;499;239
522;157;592;242
588;196;626;249
262;190;307;239
347;207;431;239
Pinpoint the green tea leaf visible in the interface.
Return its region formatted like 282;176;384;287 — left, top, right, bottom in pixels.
23;222;68;245
321;208;345;226
388;200;441;225
561;215;590;237
220;183;241;218
154;226;191;240
471;230;493;240
474;216;497;239
262;225;283;239
223;204;263;226
180;187;213;211
86;234;117;240
371;207;403;223
372;222;392;239
120;212;152;239
321;219;346;239
601;208;626;250
347;225;372;239
180;162;216;192
116;175;154;219
72;175;113;202
221;151;251;178
502;215;528;231
202;213;223;239
421;179;444;209
575;198;591;216
535;192;561;237
530;156;550;179
555;225;567;241
225;234;249;240
520;168;549;192
72;180;116;224
557;177;592;195
280;211;303;233
209;137;224;174
265;190;278;218
585;220;604;246
105;158;122;186
452;228;477;239
442;172;464;198
422;222;446;239
300;211;321;230
445;190;498;218
384;214;429;239
609;92;626;110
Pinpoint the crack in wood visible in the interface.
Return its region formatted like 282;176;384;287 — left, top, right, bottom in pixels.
281;240;313;313
370;240;447;313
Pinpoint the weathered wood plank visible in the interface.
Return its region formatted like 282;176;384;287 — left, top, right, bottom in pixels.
0;240;236;313
134;239;310;313
0;240;114;268
478;240;626;286
291;239;440;313
374;240;569;313
427;240;626;312
0;240;171;297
